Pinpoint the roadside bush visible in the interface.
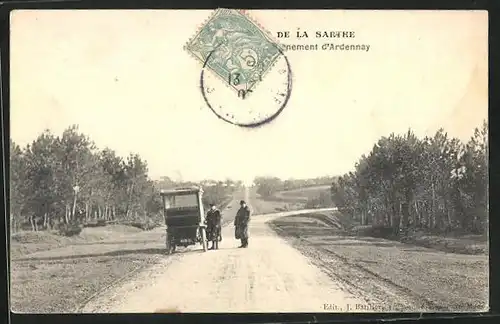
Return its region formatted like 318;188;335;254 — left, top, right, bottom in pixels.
142;223;157;231
353;224;396;239
128;222;145;230
58;223;83;237
305;198;321;209
84;219;108;228
127;220;158;231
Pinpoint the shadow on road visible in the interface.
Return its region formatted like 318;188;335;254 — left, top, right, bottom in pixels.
73;239;163;246
13;247;206;262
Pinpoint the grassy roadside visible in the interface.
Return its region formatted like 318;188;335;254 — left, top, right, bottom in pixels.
10;226;167;313
277;185;331;200
250;194;306;215
10;225;147;259
251;185;331;214
269;213;489;312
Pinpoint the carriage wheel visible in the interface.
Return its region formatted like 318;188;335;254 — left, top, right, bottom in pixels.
200;227;208;252
165;230;175;255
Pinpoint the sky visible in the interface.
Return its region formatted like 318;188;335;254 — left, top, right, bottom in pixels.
10;10;488;183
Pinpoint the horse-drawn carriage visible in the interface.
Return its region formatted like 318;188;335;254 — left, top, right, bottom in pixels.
160;186;208;254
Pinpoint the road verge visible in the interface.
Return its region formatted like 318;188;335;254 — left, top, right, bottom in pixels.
268;212;489;312
10;227;168;313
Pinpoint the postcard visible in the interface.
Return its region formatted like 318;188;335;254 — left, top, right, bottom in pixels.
9;9;488;313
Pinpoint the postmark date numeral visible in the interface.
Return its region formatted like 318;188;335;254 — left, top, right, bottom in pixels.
228;73;241;86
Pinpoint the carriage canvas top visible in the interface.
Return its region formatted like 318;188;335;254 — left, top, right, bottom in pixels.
160;186;208;254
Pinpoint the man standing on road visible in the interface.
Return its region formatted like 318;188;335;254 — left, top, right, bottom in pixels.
234;200;251;248
206;203;222;250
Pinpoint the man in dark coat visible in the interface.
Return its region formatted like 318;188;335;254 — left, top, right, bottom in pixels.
206;203;222;250
234;200;250;248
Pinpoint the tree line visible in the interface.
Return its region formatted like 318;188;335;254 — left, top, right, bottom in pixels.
10;125;239;233
330;121;488;236
254;176;336;198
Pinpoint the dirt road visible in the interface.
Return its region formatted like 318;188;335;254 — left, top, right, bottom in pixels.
81;190;366;313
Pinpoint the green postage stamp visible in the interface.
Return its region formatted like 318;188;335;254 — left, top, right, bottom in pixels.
185;9;282;95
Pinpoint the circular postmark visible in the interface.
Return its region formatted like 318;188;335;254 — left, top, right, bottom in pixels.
200;44;293;128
